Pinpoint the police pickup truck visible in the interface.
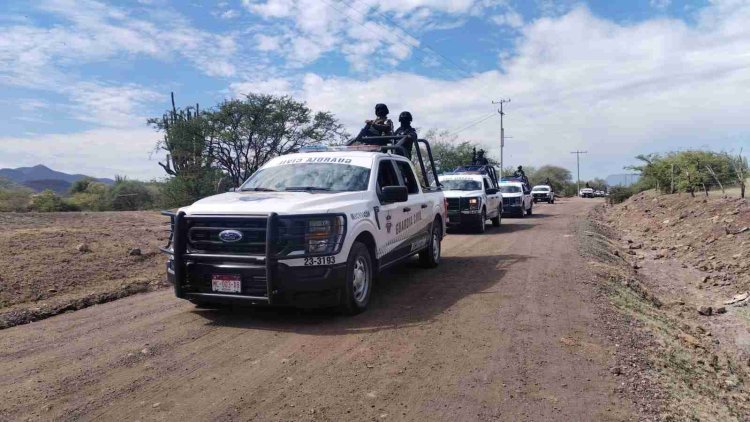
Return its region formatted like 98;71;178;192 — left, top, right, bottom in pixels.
162;141;446;314
531;184;555;203
499;177;533;217
442;165;502;233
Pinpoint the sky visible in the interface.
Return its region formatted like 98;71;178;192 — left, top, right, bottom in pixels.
1;0;749;181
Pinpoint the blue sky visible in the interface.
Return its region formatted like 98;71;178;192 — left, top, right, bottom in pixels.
1;0;748;181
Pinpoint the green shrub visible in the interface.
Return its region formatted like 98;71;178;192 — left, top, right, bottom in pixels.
109;178;153;211
30;190;77;212
608;186;636;204
0;188;33;212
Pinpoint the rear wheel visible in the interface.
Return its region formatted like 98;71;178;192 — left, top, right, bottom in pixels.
419;221;442;268
341;242;373;315
491;206;501;227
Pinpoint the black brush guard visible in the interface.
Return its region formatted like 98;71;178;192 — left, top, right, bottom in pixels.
160;212;346;305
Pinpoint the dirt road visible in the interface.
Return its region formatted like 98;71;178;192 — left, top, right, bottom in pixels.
0;199;636;421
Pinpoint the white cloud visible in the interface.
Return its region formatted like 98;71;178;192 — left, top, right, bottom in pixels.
0;127;165;179
650;0;672;10
241;0;492;70
492;10;524;29
247;4;750;180
67;82;162;127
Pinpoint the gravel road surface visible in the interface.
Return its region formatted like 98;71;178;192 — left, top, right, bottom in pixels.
0;198;635;421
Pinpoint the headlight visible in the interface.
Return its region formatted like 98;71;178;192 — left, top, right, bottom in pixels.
468;197;479;209
277;215;346;256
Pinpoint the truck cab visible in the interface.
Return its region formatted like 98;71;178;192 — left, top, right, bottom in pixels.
441;165;502;233
162;140;446;314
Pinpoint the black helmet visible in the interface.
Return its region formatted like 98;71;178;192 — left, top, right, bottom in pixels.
517;165;523;170
477;149;485;156
398;111;412;124
375;103;389;117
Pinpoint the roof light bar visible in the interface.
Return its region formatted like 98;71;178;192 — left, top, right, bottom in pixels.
299;145;381;153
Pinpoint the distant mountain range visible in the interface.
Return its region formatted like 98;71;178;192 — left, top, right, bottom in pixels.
606;174;641;187
0;165;114;195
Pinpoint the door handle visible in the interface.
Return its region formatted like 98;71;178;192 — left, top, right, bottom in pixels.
421;203;428;209
403;207;411;212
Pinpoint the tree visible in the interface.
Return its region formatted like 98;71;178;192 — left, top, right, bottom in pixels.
205;94;348;188
726;150;747;198
529;165;573;193
30;190;75;212
68;180;111;211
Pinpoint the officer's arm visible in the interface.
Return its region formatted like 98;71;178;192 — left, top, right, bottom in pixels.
371;119;393;133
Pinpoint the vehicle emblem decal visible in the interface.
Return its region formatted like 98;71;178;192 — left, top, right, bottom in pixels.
218;229;243;243
385;213;392;234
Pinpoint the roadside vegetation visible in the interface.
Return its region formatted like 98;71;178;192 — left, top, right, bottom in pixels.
610;150;748;204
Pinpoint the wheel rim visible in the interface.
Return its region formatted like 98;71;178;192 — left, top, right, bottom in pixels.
352;256;369;304
432;231;440;262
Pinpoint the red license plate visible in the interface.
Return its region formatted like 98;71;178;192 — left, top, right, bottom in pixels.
211;274;241;293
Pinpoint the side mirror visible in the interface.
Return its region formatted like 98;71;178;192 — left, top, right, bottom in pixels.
382;186;408;203
486;188;498;195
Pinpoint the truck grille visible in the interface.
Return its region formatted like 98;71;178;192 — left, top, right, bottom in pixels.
447;198;460;212
187;217;268;255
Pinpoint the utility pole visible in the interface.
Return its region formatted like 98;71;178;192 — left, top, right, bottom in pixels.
570;150;588;196
492;99;510;175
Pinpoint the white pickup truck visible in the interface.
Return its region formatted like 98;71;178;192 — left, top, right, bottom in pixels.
163;144;446;314
441;167;502;233
499;177;533;217
579;187;594;198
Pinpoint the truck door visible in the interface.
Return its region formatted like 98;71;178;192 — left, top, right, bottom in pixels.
375;158;406;263
394;160;430;254
483;176;499;216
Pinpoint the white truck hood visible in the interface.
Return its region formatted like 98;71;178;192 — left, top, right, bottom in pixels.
442;190;484;198
181;191;367;215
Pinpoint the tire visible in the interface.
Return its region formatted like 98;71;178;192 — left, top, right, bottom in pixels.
341;242;373;315
547;198;552;204
491;207;501;227
475;208;486;233
526;202;533;216
419;220;442;268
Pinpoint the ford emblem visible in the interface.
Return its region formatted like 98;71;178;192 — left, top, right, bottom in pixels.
218;229;243;243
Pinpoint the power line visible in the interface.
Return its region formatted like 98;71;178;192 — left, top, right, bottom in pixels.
448;112;498;135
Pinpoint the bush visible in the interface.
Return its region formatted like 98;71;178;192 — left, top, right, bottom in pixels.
608;186;636;204
158;171;223;209
30;190;77;212
68;181;111;211
0;188;33;212
109;179;153;211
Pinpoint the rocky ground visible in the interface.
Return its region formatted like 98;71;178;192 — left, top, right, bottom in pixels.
0;211;169;329
589;191;750;421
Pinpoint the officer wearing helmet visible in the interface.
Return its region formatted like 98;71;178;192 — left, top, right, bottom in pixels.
393;111;417;158
354;103;393;143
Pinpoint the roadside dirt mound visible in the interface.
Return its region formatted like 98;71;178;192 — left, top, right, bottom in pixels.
607;191;749;294
590;192;750;421
0;211;168;328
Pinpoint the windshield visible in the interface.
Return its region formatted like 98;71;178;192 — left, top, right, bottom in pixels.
241;163;370;192
532;187;549;192
499;185;521;193
442;179;482;191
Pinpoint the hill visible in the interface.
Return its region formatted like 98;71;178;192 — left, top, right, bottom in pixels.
0;165;113;193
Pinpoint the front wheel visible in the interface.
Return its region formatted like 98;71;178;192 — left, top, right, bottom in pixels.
475;209;486;233
341;242;373;315
419;221;442;268
526;203;533;216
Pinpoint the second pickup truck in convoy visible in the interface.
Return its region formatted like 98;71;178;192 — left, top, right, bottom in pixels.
442;165;502;233
499;177;533;217
162;138;446;314
531;184;555;203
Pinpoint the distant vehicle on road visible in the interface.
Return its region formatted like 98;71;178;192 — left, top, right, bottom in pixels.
532;185;555;204
500;178;533;217
579;188;594;198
